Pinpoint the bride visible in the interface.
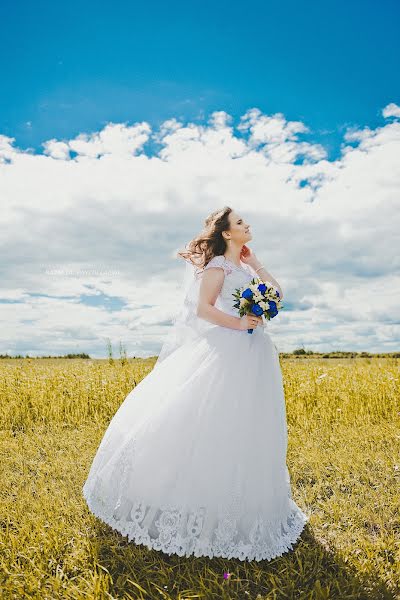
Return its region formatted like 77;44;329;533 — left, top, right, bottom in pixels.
82;206;309;562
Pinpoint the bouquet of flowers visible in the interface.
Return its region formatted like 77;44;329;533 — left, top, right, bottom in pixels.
232;277;283;334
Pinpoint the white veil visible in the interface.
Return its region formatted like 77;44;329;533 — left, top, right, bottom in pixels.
154;257;214;368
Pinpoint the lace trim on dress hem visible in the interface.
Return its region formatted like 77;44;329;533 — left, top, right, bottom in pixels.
82;481;309;562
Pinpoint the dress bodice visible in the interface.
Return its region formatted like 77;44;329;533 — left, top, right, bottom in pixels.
202;255;257;318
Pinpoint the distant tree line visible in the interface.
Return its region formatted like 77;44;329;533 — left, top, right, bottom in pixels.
1;349;399;360
0;353;91;359
282;349;400;358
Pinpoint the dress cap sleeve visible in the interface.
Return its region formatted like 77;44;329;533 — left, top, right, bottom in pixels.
203;255;228;273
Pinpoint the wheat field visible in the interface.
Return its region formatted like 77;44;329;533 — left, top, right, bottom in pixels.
0;356;399;599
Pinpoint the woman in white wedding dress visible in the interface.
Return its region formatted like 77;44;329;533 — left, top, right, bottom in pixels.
82;206;309;562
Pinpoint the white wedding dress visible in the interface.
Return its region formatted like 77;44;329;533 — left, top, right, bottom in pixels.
82;255;309;562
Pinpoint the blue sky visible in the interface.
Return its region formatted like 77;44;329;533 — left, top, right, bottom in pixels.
1;0;400;357
1;0;399;160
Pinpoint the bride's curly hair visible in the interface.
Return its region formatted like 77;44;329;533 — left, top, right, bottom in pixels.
177;206;233;272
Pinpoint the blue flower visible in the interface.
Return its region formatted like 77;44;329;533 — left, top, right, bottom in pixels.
242;288;253;299
258;283;267;293
251;304;264;316
268;301;278;318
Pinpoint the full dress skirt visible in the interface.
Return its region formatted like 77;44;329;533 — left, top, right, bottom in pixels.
82;257;309;561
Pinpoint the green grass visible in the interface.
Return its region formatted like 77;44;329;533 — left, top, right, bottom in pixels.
0;357;399;599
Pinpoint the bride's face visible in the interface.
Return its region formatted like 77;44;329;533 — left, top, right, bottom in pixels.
225;212;252;244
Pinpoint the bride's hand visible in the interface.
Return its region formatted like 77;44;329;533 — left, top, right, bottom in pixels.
240;244;259;268
238;314;263;330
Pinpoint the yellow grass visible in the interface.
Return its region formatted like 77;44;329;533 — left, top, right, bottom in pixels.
0;356;399;599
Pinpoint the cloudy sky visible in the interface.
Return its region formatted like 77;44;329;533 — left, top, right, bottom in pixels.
1;1;399;357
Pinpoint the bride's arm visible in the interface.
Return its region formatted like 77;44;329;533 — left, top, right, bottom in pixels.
197;268;241;330
248;262;284;301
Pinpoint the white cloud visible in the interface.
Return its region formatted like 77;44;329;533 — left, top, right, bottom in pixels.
43;122;151;159
1;104;399;356
42;140;70;160
382;102;400;119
